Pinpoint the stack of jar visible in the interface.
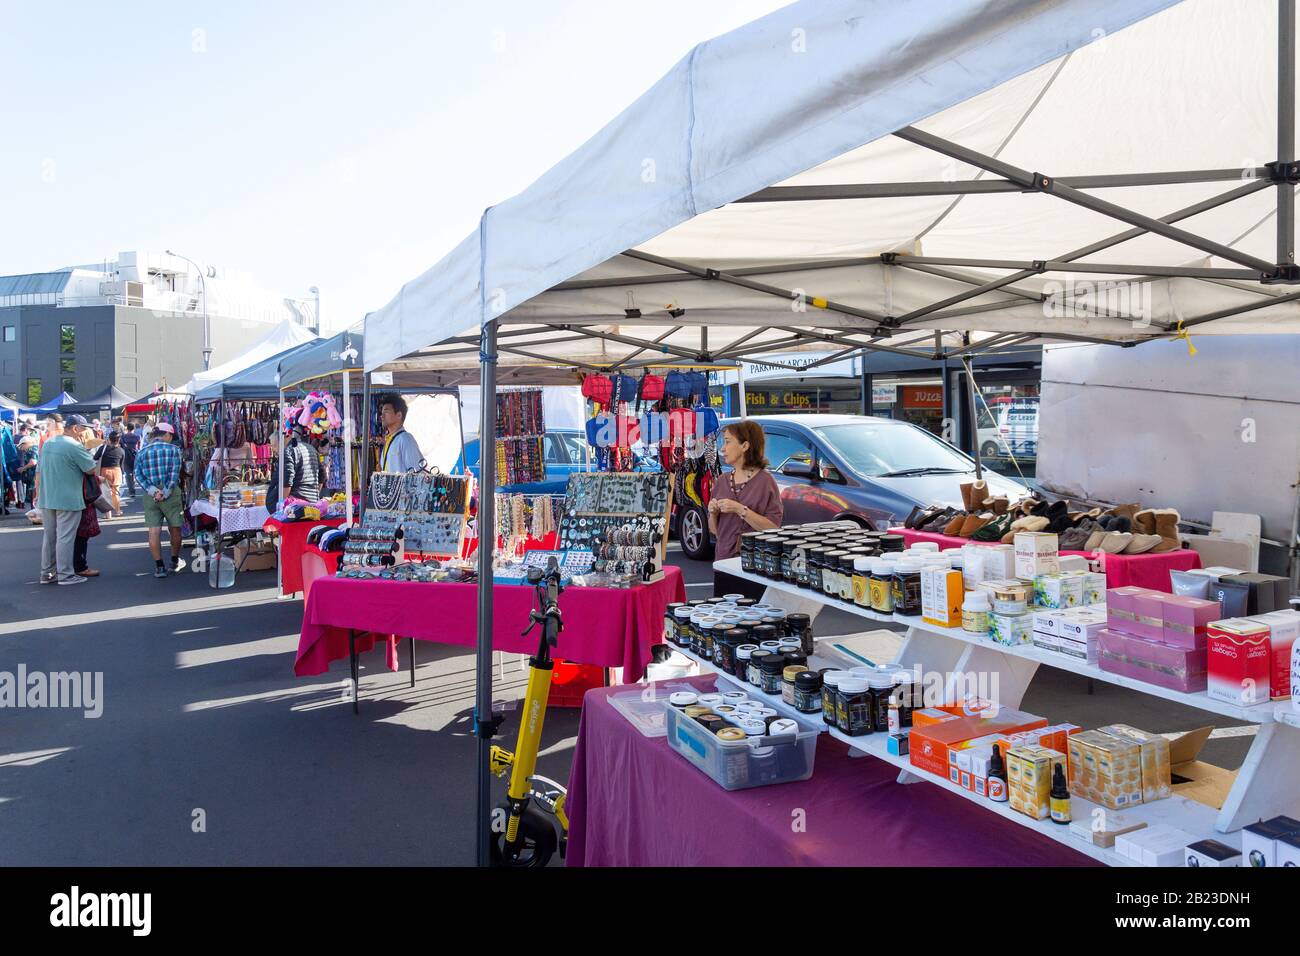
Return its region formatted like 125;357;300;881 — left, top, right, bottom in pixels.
663;598;815;661
667;689;803;740
819;664;923;737
738;521;907;593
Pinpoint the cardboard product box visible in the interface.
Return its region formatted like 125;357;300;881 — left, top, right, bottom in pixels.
961;545;986;590
909;709;1048;778
1278;832;1300;868
1129;590;1168;642
1220;573;1289;615
1032;609;1067;637
1099;723;1171;802
1208;578;1251;618
1185;839;1242;867
1105;586;1148;636
990;612;1032;647
1258;609;1300;700
1034;573;1083;610
1007;746;1066;821
1159;595;1218;650
1070;812;1147;849
1207;619;1272;706
921;567;963;629
981;545;1016;582
1014;532;1060;580
1097;627;1208;694
1118;825;1197;867
912;707;960;727
1067;730;1142;809
234;539;277;572
1058;606;1107;643
1081;572;1107;606
1242;815;1300;867
1033;631;1089;661
1058;554;1090;573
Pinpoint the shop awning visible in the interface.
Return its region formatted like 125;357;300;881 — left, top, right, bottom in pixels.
193;338;321;402
183;319;319;395
365;0;1300;376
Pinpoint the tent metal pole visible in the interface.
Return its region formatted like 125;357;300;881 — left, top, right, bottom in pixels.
735;360;748;417
608;326;683;371
1280;0;1296;266
899;257;1261;280
895;260;1127;320
895;125;1276;273
359;374;370;523
276;388;286;595
1177;287;1300;329
342;368;352;526
475;319;498;868
961;356;982;480
555;324;702;362
735;169;1273;202
552;256;881;290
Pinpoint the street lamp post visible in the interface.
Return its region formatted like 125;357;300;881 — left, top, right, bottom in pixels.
309;286;320;333
166;250;211;370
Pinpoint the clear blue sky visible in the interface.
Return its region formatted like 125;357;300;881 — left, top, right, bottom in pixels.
0;0;785;331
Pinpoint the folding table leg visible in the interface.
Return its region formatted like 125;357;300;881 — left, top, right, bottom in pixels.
409;637;416;688
349;630;359;715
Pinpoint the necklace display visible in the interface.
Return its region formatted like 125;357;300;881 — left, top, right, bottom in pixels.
557;472;672;581
346;470;472;567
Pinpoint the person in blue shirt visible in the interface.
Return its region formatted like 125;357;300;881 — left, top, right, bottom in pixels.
133;423;186;578
377;393;423;473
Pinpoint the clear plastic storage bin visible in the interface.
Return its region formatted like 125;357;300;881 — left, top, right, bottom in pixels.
663;699;819;791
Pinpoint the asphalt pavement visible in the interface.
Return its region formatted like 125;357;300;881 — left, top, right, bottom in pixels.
0;497;1254;865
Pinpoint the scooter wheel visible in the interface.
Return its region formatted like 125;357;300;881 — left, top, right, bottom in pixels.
490;802;558;868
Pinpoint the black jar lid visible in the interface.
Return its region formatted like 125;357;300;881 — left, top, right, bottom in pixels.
723;628;748;645
734;598;758;607
794;670;824;691
786;612;811;628
751;624;779;642
759;654;788;674
782;651;808;669
879;533;906;551
749;648;774;665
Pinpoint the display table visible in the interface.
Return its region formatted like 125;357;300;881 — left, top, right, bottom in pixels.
565;676;1098;867
190;499;271;535
891;527;1201;592
294;566;686;686
263;515;346;596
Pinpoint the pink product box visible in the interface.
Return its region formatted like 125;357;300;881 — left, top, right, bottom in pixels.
1106;586;1150;637
1129;591;1168;642
1160;595;1220;650
1097;627;1208;694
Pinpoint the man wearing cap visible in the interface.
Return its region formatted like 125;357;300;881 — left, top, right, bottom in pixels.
134;422;186;577
37;413;98;585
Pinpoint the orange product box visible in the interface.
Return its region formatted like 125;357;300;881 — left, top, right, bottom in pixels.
913;708;961;727
909;709;1049;778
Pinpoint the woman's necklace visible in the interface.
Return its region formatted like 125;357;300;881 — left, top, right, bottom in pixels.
731;467;757;491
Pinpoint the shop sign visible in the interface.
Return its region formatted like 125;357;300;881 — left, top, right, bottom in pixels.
746;389;818;409
901;385;942;409
871;384;897;405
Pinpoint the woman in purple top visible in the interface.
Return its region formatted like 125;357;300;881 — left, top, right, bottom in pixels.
708;420;783;597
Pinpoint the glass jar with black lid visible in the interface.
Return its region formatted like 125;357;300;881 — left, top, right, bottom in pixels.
780;539;799;583
786;612;814;655
715;628;747;674
837;552;857;602
759;653;787;696
761;536;785;578
739;532;762;574
747;648;774;686
806;547;828;593
822;550;848;597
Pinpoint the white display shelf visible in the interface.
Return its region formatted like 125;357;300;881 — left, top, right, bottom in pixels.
671;642;826;731
824;724;1235;867
715;558;1277;724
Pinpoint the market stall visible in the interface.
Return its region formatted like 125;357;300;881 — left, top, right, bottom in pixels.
358;0;1300;866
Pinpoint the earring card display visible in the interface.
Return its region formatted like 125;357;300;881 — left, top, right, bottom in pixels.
558;472;674;582
348;470;472;565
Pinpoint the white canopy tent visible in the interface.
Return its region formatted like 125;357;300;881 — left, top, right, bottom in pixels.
367;0;1300;382
182;319;319;395
361;0;1300;864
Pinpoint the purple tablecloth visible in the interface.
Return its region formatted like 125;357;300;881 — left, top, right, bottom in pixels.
566;676;1102;867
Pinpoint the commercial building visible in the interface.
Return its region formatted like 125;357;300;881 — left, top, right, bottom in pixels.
0;251;316;406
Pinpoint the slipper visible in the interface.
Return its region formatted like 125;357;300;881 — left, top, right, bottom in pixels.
1107;502;1140;521
981;496;1010;516
971;513;1012;541
958;512;993;538
1123;533;1162;554
903;505;927;529
943;513;968;537
1085;528;1108;550
1058;524;1094;551
1100;532;1133;554
1132;509;1157;536
921;507;958;533
1150;509;1182;552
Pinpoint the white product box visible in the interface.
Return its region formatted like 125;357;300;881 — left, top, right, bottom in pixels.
990;612;1032;646
1034;573;1084;609
1032;610;1067;637
1185;839;1242;867
1082;572;1107;605
1058;554;1090;573
1033;632;1089;661
982;545;1016;581
961;545;986;590
1278;833;1300;867
1015;532;1060;580
1058;606;1107;643
1258;609;1299;700
1118;824;1196;867
1242;816;1300;867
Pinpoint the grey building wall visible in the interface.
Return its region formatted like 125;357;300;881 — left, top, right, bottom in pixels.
0;304;277;404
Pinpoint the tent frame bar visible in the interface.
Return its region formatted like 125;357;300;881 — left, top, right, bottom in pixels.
894;125;1278;274
737;168;1274;202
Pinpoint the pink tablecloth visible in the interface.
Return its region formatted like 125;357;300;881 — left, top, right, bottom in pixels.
891;528;1201;592
566;676;1100;867
294;566;685;682
264;516;346;597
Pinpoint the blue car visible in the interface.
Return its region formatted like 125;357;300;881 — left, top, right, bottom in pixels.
674;414;1028;560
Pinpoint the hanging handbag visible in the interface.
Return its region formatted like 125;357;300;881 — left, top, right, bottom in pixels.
609;373;638;407
664;370;693;398
581;373;613;405
85;472;113;515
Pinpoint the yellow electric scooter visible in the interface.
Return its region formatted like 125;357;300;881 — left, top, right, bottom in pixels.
487;558;568;866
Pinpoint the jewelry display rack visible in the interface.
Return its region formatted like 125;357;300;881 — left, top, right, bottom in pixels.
558;472;673;582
